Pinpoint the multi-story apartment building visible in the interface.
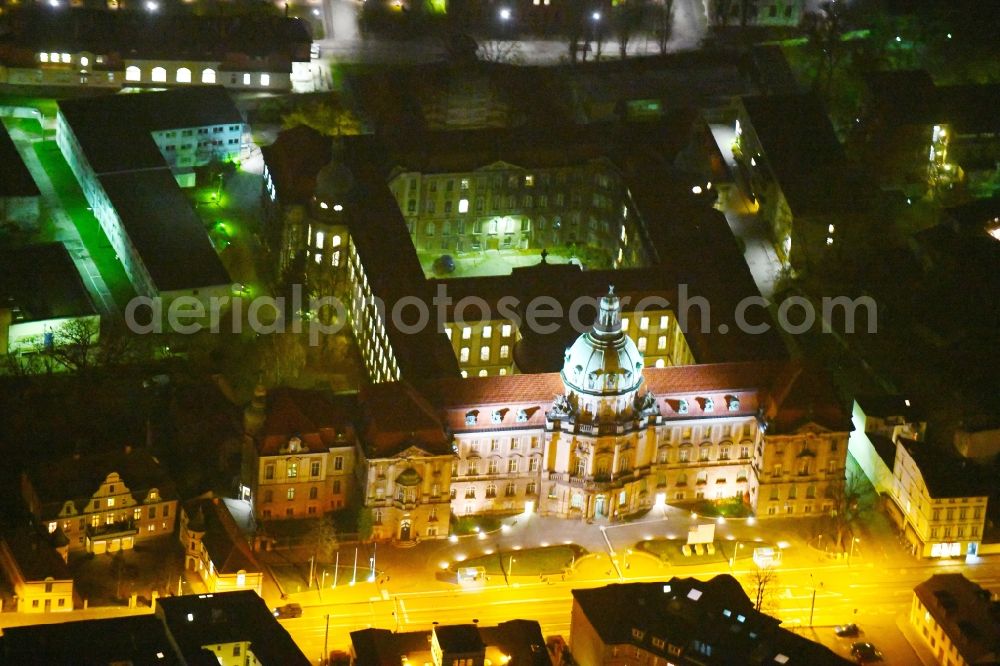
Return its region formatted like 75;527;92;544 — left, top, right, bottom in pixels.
889;439;990;559
910;574;1000;666
571;578;852;665
0;8;311;93
351;621;551;666
57;87;240;304
21;446;178;554
179;497;263;595
242;387;356;521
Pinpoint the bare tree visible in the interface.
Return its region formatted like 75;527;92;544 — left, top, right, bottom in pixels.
746;563;779;612
827;468;866;552
652;0;675;54
477;39;524;65
614;0;649;59
309;515;339;563
47;318;100;373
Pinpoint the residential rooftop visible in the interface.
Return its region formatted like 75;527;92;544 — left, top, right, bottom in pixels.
914;574;1000;665
25;446;178;511
0;615;182;665
573;577;853;665
154;591;310;665
0;526;71;582
898;439;992;499
183;497;259;576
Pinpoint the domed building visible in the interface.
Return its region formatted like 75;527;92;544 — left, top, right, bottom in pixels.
540;287;663;519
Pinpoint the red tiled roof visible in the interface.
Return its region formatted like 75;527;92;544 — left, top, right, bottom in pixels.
360;383;452;458
256;389;354;455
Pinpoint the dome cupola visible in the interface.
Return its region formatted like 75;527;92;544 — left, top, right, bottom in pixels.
561;286;644;397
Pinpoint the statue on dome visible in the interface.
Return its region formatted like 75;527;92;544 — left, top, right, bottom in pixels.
635;391;660;416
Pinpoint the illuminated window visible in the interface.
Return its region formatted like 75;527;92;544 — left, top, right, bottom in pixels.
460;347;470;362
176;67;191;83
201;68;216;84
79;56;89;67
502;324;512;337
49;52;59;62
243;73;250;85
151;66;166;82
480;345;490;361
462;327;471;340
458;198;469;213
107;497;115;507
260;73;270;87
482;325;492;338
500;345;510;359
660;315;669;328
61;53;71;63
621;317;629;330
655;359;666;368
39;53;49;63
315;231;325;249
638;337;647;352
478;369;488;377
287;462;298;478
445;328;453;340
640;317;649;330
125;66;141;81
525;174;534;187
658;335;667;349
287;487;295;500
332;235;342;247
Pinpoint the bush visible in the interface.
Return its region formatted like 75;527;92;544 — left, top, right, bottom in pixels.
450;513;504;535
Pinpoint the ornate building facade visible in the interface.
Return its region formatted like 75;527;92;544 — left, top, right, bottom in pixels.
355;288;851;542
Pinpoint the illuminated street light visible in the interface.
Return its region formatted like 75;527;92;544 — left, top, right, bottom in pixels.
591;11;601;21
145;0;159;11
498;7;511;21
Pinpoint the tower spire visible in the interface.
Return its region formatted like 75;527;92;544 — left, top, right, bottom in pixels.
593;285;622;337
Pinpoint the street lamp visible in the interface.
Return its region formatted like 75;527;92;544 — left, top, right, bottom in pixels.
591;10;601;21
730;541;745;568
850;537;860;561
498;7;512;21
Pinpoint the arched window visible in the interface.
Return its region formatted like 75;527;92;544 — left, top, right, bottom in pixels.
176;67;191;83
331;235;342;247
201;68;216;84
151;67;166;83
655;358;666;368
125;66;141;82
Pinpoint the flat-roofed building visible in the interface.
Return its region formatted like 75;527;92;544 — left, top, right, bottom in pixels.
56;87;239;305
0;243;100;355
0;121;40;229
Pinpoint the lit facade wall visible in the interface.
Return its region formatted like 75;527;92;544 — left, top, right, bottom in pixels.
1;51;293;92
151;123;243;171
449;430;543;515
252;437;355;521
445;319;520;378
756;428;847;517
348;242;401;384
361;454;454;542
890;445;987;559
388;160;651;270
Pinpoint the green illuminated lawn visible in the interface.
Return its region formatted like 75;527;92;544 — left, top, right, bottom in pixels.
33;140;136;308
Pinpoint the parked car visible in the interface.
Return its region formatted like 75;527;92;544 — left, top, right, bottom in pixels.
850;642;883;663
273;603;302;619
835;623;860;637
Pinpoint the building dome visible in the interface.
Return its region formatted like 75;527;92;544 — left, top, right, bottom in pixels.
561;287;644;396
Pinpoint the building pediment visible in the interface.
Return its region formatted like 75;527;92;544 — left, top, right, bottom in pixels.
477;160;525;172
394;445;433;459
792;421;833;435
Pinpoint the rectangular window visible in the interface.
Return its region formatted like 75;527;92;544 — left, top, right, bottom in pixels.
311;461;321;477
148;506;157;519
508;459;518;473
287;487;295;501
334;456;344;471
